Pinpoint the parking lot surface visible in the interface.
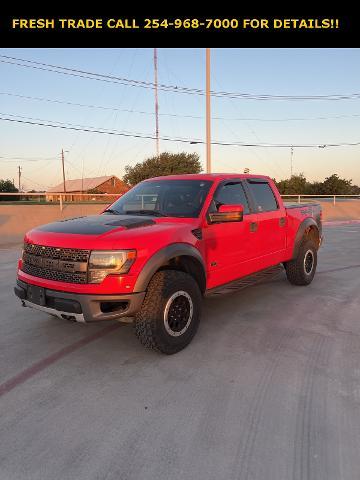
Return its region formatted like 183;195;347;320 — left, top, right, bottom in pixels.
1;225;360;480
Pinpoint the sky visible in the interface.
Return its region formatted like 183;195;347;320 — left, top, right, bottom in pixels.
0;48;360;190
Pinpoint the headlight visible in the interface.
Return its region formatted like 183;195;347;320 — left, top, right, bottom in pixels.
88;250;136;283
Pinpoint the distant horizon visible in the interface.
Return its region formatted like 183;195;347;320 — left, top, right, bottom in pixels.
1;48;360;190
5;171;359;195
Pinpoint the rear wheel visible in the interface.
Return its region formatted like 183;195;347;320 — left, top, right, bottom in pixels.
134;270;202;354
285;239;317;286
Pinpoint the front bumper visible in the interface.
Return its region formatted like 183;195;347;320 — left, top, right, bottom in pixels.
14;279;145;323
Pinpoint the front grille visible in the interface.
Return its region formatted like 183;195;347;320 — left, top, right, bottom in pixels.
22;242;90;284
22;263;87;284
24;243;90;262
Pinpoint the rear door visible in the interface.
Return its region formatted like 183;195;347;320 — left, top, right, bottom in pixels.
244;179;287;259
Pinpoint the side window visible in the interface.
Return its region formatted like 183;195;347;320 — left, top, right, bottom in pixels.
247;181;278;212
212;182;250;214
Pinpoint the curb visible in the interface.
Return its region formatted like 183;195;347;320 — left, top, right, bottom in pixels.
323;220;360;226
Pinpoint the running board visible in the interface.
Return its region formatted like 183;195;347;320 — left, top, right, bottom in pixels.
205;265;283;297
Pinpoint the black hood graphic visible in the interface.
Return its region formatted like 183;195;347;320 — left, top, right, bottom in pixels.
37;215;155;235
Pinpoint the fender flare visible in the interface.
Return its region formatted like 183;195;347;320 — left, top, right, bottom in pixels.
292;218;320;259
133;243;206;293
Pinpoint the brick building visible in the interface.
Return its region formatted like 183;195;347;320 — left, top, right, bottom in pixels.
46;175;129;202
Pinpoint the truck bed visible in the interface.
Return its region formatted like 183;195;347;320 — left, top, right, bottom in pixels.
283;201;321;209
284;202;322;239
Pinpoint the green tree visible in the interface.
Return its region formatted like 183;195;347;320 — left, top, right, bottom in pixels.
350;184;360;194
123;152;202;186
319;174;354;195
306;181;322;195
0;179;19;201
275;174;308;195
274;173;360;196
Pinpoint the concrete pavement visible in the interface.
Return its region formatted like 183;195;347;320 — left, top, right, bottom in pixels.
0;225;360;480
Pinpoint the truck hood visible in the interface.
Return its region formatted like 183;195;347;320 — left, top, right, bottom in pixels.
25;214;200;250
35;214;157;235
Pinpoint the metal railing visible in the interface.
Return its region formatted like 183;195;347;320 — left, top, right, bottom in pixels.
0;192;122;211
280;194;360;205
0;192;359;209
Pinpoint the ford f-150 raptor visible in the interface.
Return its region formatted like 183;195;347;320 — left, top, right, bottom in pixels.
15;174;322;354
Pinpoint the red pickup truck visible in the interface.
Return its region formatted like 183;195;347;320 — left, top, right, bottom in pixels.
15;174;322;354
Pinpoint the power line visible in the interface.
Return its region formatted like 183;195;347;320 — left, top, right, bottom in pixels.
64;158;83;175
213;74;288;178
2;111;158;136
1;113;360;149
0;113;202;142
21;174;49;189
4;86;360;123
95;48;143;177
211;113;360;122
0;56;204;96
3;90;360;123
27;159;57;175
154;48;160;155
2;54;360;101
0;154;58;162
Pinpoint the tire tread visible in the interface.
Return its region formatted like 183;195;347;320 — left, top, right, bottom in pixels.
134;270;201;354
285;239;317;286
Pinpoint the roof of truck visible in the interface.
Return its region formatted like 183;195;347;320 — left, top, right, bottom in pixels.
145;173;271;182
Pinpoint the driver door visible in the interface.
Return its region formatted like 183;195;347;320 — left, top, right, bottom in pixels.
203;180;260;289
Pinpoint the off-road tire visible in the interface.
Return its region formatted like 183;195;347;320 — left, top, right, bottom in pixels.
285;239;317;286
134;270;202;354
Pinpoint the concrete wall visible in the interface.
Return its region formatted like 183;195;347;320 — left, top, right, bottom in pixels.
1;200;360;247
0;204;105;247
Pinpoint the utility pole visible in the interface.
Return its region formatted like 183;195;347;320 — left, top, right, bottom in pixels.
290;147;294;177
61;149;67;193
154;48;160;157
206;48;211;173
17;166;22;192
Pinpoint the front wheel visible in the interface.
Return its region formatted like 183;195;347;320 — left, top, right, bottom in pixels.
134;270;202;354
284;239;317;286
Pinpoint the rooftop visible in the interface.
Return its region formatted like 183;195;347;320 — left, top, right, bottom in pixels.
47;176;115;193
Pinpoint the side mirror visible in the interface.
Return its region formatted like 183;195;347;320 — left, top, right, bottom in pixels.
209;204;244;223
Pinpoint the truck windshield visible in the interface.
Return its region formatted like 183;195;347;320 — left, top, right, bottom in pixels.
105;180;213;218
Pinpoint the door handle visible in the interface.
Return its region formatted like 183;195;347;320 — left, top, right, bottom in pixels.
279;217;286;227
250;222;258;232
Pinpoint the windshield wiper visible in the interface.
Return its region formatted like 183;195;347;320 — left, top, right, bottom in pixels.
103;208;121;215
126;209;167;217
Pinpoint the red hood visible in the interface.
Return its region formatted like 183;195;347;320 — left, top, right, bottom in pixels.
24;214;200;251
